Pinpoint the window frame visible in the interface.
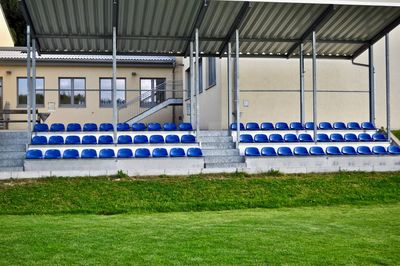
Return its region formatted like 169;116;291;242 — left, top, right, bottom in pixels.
185;68;191;101
99;77;127;108
207;57;216;89
16;76;45;108
58;77;86;108
139;77;167;108
198;58;203;94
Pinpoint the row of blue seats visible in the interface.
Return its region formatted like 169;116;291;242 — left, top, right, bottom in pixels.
231;122;376;131
33;122;193;132
32;134;196;145
245;146;400;156
26;147;203;159
240;133;386;143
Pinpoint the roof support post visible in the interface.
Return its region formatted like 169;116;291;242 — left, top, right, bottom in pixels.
385;34;391;142
32;39;37;129
112;26;118;144
368;46;375;125
235;29;240;148
195;29;200;138
26;25;32;137
312;31;318;144
190;42;195;126
184;1;208;56
300;42;305;125
227;42;233;128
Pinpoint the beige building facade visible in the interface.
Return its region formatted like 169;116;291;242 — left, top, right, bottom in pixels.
0;5;13;47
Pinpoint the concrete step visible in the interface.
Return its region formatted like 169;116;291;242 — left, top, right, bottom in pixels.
205;162;247;169
0;131;29;138
198;136;232;143
201;142;235;149
0;138;29;145
0;159;24;168
0;167;24;172
198;131;230;137
204;156;245;164
0;151;25;160
0;144;26;152
202;149;240;156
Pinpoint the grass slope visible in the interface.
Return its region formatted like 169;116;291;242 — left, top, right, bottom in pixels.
0;172;399;215
393;130;400;140
1;204;399;265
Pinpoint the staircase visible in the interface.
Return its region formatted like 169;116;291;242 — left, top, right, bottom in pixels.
198;131;246;169
0;131;28;171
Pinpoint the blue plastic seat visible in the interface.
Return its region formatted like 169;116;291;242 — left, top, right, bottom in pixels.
98;135;113;144
290;122;304;130
26;149;43;159
83;123;98;132
117;123;130;131
319;122;333;130
63;149;79;159
99;123;113;131
357;146;372;155
299;133;313;142
187;148;203;157
117;148;133;158
260;122;274;130
309;146;325;156
269;134;284;143
149;135;164;144
372;133;387;142
132;123;146;131
305;122;315;130
284;134;298;142
32;136;47;145
254;134;268;143
81;149;97;159
358;133;372;142
230;123;245;130
181;134;196;143
326;146;341;155
342;146;357;155
240;134;254;143
347;122;361;130
82;135;97;144
275;122;289;130
48;136;64;145
317;133;330;142
388;146;400;155
135;148;151;158
344;133;358;142
33;124;49;132
134;135;149;144
246;122;260;130
152;148;168;158
361;122;375;130
277;147;293;156
166;135;180;143
330;133;344;142
372;146;388;155
245;147;260;156
333;122;347;130
118;135;132;144
99;149;115;158
179;123;193;131
170;148;185;157
163;123;177;131
67;123;81;132
294;147;309;156
148;123;162;131
65;135;81;145
44;149;61;159
50;123;65;132
261;147;277;156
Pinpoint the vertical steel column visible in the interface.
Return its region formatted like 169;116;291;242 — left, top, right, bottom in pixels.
235;30;240;148
312;31;318;143
32;39;37;128
227;42;232;129
368;46;375;125
385;34;391;142
195;28;200;137
189;42;195;126
300;42;305;125
112;26;118;143
26;25;31;135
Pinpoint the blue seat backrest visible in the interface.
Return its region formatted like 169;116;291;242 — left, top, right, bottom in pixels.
132;123;146;131
65;135;81;145
179;123;193;131
319;122;333;130
81;149;97;158
246;122;260;130
134;135;149;144
50;123;65;132
358;133;372;142
32;136;47;145
117;148;133;158
317;133;330;142
99;123;113;131
290;122;303;130
163;123;177;131
333;122;346;130
187;148;203;157
63;149;79;159
330;133;344;142
83;123;98;132
260;122;274;130
372;133;386;142
44;149;61;159
347;122;361;130
152;148;168;158
275;122;289;130
33;124;49;132
344;133;358;142
148;123;162;131
299;134;313;142
326;146;341;155
277;147;293;156
309;146;325;156
269;134;284;143
245;147;260;156
118;135;132;144
305;122;315;130
181;134;196;143
357;146;372;155
294;147;309;156
150;135;165;143
361;122;375;130
135;148;151;158
26;149;43;159
117;123;130;131
98;135;113;144
67;123;81;132
99;149;115;158
166;134;180;143
342;146;357;155
230;123;245;130
261;147;277;156
240;134;254;143
170;148;185;157
82;135;97;144
388;146;400;155
372;146;387;155
284;134;298;142
254;134;268;143
48;136;64;145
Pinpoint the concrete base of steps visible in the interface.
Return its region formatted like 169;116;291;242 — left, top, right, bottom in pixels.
204;162;247;169
204;155;245;164
0;131;29;171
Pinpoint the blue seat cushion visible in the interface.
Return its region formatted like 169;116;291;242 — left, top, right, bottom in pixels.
260;122;274;130
67;123;81;132
372;146;387;155
117;148;133;158
65;135;81;145
63;149;79;159
230;123;245;130
309;146;325;156
152;148;168;158
240;134;254;143
342;146;357;155
134;135;149;144
150;135;165;144
81;149;97;158
132;123;146;131
269;134;284;143
44;149;62;159
48;136;64;145
135;148;151;158
277;147;293;156
333;122;346;130
361;122;375;130
284;134;298;142
373;133;387;142
275;122;289;130
358;133;372;142
99;123;113;131
148;123;162;131
261;147;277;156
83;123;98;131
99;149;115;158
319;122;333;130
117;123;130;131
170;148;185;157
290;122;304;130
254;134;268;143
388;146;400;155
357;146;372;155
50;123;65;132
344;133;358;142
163;123;177;131
82;135;97;144
246;122;260;130
245;147;260;156
326;146;341;155
181;134;196;143
98;135;113;144
347;122;361;130
33;124;49;132
26;149;43;159
118;135;133;144
299;134;313;142
179;123;193;131
166;135;180;143
294;147;309;156
317;133;330;142
32;136;47;145
330;133;344;142
305;122;315;130
187;148;203;157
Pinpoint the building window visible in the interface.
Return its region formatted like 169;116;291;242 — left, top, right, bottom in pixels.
17;77;45;107
99;78;126;107
185;68;191;100
208;57;216;88
198;58;203;93
140;78;166;108
59;78;86;107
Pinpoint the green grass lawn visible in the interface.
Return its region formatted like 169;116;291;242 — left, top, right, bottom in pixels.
393;130;400;140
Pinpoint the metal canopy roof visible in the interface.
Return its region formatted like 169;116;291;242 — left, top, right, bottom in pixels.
21;0;400;59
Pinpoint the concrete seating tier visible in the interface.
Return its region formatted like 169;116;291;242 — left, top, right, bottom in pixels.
230;121;376;131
